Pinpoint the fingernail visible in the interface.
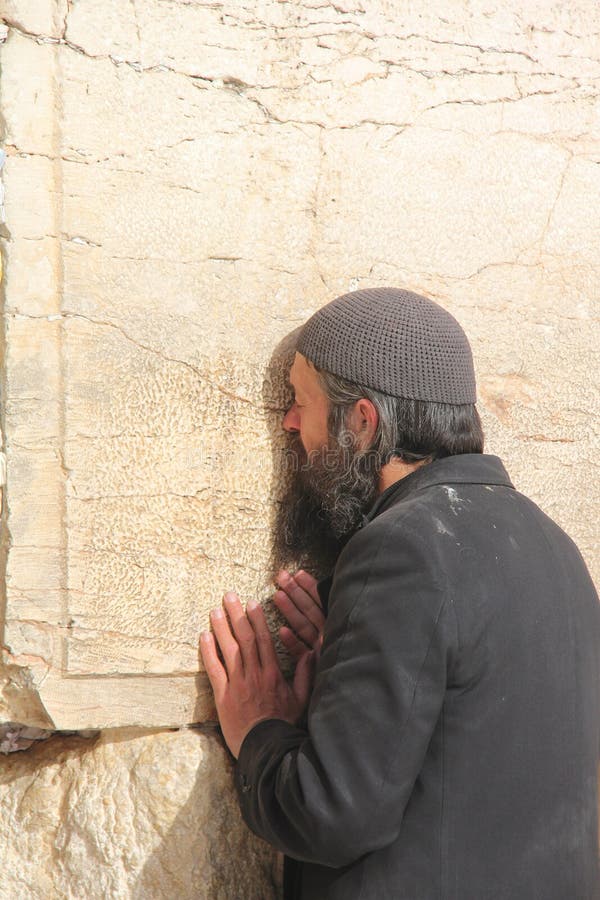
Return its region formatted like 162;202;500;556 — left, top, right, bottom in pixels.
200;631;212;642
211;607;225;619
223;592;237;604
247;599;259;612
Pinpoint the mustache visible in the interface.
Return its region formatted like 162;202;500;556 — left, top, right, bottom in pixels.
282;431;371;475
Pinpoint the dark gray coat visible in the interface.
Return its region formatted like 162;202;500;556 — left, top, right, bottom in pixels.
235;454;600;899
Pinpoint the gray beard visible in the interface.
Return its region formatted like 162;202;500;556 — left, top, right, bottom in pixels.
270;431;381;582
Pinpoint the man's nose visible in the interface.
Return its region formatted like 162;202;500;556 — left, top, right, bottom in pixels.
282;403;301;433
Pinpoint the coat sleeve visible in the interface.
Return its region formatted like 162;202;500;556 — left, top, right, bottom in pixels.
234;513;457;867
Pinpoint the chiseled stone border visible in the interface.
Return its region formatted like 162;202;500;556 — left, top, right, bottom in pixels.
0;17;213;729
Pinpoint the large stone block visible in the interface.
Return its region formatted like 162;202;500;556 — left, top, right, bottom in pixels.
0;726;279;899
0;0;598;732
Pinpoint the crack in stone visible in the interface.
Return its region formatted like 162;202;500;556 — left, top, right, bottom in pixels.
421;84;575;116
306;125;330;292
7;618;204;651
451;260;542;281
71;491;211;502
6;309;261;407
64;234;101;247
130;0;142;58
518;434;577;443
536;153;574;259
400;33;541;65
58;311;260;408
3;144;118;169
1;17;215;83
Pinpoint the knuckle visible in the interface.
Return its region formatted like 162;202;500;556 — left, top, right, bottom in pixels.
227;645;241;663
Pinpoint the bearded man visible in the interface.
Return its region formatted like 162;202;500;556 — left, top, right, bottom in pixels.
200;287;600;900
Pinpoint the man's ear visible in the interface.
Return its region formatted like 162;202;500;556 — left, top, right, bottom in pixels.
348;398;379;449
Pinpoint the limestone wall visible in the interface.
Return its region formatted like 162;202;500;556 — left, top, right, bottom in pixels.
0;726;279;899
0;1;598;896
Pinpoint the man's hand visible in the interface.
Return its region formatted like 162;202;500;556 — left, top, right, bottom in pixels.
273;569;325;660
200;592;316;759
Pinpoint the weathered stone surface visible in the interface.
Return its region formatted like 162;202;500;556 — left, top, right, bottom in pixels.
0;0;598;732
0;726;279;899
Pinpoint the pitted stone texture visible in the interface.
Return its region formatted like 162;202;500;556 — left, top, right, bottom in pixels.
0;0;598;729
0;727;279;899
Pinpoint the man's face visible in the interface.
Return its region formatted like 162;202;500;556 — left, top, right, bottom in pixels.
271;352;381;580
282;352;330;455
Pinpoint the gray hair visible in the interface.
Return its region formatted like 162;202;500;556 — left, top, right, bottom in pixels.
314;367;484;467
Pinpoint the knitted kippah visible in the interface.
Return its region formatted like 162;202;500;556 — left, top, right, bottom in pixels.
296;287;477;404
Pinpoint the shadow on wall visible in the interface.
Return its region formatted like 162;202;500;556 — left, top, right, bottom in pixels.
261;328;301;580
131;728;281;900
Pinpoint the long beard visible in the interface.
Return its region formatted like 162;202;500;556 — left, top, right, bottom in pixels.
270;430;381;581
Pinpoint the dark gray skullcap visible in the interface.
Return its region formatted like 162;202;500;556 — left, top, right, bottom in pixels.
296;287;477;404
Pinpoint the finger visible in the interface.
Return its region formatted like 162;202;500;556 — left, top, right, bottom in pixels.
210;606;243;680
273;589;320;647
279;625;312;660
293;569;322;606
200;631;227;698
276;570;325;631
246;599;279;669
223;592;259;673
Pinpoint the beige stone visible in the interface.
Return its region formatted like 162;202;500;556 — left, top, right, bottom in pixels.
0;727;279;899
1;0;67;39
0;0;598;734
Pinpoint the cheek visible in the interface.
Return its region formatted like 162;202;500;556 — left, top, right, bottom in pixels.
303;409;329;445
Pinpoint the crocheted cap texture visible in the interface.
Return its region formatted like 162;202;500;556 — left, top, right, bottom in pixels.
296;287;477;404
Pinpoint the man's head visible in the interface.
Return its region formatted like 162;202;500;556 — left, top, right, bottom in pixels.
272;287;484;578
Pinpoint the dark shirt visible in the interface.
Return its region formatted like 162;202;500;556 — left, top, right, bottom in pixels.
235;454;600;899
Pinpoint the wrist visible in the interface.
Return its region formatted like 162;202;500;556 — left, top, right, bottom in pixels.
232;715;288;759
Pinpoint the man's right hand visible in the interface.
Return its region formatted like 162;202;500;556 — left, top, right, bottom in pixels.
273;569;325;660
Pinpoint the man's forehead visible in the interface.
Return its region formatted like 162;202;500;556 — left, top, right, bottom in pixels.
288;352;313;386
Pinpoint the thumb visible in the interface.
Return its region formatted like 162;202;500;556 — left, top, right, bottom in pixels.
292;650;316;709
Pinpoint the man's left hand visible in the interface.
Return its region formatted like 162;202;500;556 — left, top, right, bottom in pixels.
200;592;316;758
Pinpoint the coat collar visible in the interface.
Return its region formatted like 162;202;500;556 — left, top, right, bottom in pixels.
362;453;514;525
